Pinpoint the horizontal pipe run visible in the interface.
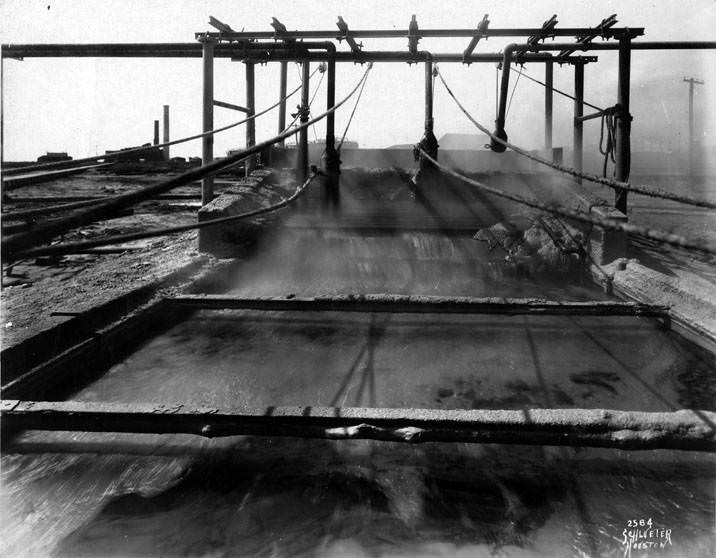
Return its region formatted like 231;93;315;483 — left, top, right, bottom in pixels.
1;400;713;451
1;66;370;261
575;109;610;123
1;44;595;63
166;294;670;319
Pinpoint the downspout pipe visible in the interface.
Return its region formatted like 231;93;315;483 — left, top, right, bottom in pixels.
491;43;519;152
492;40;716;153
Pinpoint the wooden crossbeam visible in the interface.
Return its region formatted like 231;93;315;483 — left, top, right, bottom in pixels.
165;294;670;319
336;17;363;53
463;14;490;61
2;400;713;451
212;100;250;113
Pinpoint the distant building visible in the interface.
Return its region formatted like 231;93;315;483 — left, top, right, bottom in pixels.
37;151;72;163
105;144;164;162
437;133;490;150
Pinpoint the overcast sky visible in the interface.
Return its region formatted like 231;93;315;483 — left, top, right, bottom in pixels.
1;0;714;161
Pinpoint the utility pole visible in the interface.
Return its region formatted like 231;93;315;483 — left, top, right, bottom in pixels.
683;77;704;176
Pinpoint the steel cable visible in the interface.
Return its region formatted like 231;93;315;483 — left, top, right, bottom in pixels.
5;65;373;260
418;147;716;257
6;67;322;176
436;68;716;210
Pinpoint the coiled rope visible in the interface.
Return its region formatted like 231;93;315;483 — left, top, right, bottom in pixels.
436;68;716;210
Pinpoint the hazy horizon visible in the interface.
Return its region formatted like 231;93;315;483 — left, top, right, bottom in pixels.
1;0;714;162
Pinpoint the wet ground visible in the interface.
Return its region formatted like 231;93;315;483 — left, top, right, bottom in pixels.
1;170;715;557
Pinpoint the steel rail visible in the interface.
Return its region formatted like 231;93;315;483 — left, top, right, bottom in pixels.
2;400;713;451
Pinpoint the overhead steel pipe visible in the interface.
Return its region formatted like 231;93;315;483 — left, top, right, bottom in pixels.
491;39;715;154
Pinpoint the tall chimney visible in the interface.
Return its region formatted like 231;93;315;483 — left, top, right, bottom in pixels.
163;105;170;161
153;120;160;145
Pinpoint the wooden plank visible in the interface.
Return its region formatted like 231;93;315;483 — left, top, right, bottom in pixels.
2;400;713;451
166;294;670;318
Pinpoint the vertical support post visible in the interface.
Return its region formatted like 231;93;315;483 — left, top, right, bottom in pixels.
298;60;310;182
162;105;170;161
544;59;553;155
573;61;584;185
278;61;288;145
614;37;632;214
201;38;215;205
245;61;256;175
321;56;340;210
153;120;160;146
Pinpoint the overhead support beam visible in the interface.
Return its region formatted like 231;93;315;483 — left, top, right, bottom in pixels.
573;61;585;184
408;15;420;54
208;16;234;33
212;100;250;113
0;43;610;63
3;401;714;451
336;16;363;53
462;14;489;63
557;14;618;59
200;37;214;205
270;17;293;43
194;26;644;41
527;14;558;49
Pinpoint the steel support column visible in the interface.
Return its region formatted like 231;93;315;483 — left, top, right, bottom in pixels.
614;37;631;213
201;38;215;205
321;56;340;210
245;61;256;175
544;59;553;155
278;61;288;145
573;61;584;184
162;105;170;161
298;61;310;182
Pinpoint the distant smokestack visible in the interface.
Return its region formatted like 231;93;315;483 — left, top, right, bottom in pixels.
163;105;170;161
153;120;160;145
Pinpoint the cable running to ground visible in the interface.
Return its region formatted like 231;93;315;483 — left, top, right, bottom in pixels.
436;69;716;210
13;173;320;259
514;66;604;111
4;65;374;260
418;147;716;257
338;67;371;151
